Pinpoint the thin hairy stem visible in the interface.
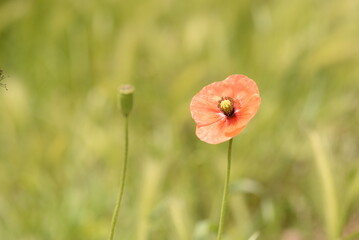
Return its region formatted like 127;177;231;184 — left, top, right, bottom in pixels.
109;117;129;240
217;138;233;240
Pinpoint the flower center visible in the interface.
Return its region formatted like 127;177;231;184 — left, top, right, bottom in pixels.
218;97;235;117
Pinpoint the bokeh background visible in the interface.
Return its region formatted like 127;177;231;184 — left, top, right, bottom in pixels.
1;0;359;239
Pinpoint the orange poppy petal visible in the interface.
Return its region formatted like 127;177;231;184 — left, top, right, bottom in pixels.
238;94;261;122
196;119;232;144
223;74;259;105
220;94;261;136
203;81;234;100
217;115;248;138
225;125;246;137
190;94;223;127
190;80;234;126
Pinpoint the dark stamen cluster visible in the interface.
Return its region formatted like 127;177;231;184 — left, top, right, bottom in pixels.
218;97;235;117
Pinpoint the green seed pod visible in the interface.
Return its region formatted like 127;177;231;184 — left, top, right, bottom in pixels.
118;84;134;117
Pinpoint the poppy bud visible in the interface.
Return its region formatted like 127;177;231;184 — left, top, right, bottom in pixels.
118;84;134;117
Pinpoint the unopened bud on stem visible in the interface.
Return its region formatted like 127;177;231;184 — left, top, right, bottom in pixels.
118;84;134;117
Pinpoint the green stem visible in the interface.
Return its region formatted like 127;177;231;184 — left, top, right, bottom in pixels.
109;117;129;240
217;138;233;240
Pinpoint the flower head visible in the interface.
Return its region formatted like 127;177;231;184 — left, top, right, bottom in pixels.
190;74;261;144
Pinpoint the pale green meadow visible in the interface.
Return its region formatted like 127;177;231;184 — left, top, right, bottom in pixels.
1;0;359;239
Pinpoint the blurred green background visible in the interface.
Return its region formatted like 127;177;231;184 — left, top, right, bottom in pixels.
1;0;359;239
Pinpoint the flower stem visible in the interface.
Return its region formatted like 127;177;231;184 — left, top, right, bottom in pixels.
109;117;129;240
217;138;233;240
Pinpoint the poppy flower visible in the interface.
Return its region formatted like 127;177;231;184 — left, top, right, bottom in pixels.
190;74;261;144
